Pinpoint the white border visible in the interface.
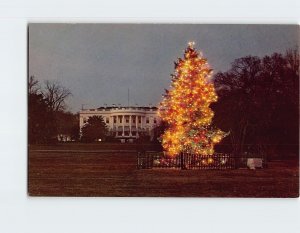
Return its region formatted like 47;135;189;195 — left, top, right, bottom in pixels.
0;1;299;233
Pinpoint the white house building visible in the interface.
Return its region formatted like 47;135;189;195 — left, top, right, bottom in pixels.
79;106;160;142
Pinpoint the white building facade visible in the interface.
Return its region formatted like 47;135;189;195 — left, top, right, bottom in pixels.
79;106;160;142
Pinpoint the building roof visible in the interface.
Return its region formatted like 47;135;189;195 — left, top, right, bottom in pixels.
81;106;158;112
80;106;158;112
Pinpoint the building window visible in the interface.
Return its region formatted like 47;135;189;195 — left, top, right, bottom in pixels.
113;116;116;124
146;117;149;124
132;117;136;124
125;116;129;123
117;126;122;136
154;118;157;124
119;116;122;123
106;117;109;124
112;127;117;136
138;116;141;124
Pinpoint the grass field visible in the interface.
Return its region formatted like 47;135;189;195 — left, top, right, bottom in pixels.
28;144;299;197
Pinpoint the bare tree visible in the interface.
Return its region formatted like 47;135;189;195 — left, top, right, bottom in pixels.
213;50;299;159
28;75;40;94
285;47;299;106
42;80;72;111
285;47;299;76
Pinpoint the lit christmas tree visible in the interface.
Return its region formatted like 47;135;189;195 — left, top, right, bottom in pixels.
158;42;227;156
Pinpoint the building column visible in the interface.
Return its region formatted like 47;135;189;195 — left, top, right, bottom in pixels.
111;115;115;137
122;115;125;136
136;115;138;137
129;115;132;136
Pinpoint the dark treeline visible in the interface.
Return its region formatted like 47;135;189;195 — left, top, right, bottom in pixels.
212;48;299;158
28;76;79;144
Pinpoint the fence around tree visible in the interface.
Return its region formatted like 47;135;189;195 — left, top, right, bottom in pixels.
137;152;267;170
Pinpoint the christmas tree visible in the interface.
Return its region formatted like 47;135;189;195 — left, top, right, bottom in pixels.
158;42;227;156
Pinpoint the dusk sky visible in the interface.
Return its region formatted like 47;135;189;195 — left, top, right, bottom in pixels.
29;24;299;113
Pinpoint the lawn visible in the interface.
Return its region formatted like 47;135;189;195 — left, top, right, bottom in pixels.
28;143;299;197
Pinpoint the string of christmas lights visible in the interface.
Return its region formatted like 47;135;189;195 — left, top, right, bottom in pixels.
158;42;228;156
